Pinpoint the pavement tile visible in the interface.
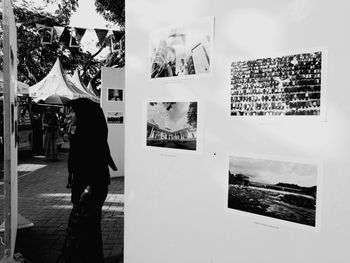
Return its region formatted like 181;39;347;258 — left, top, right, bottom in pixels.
0;152;124;263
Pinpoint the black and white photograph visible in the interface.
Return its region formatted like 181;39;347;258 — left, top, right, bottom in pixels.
228;154;320;228
150;17;214;79
230;51;323;117
146;101;197;151
108;88;123;101
107;111;124;124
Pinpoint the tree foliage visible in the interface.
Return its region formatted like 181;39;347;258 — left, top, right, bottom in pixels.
45;0;79;23
1;0;125;93
187;102;197;128
95;0;125;27
14;0;79;25
1;0;82;85
90;0;125;93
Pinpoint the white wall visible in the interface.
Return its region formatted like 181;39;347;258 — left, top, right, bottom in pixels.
125;1;350;262
101;67;125;177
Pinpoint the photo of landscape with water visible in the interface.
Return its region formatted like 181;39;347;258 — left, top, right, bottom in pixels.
228;155;319;227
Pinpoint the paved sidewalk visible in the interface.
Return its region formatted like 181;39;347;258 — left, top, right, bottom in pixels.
0;152;124;263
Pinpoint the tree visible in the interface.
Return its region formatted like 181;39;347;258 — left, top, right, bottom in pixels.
0;0;84;85
1;0;125;92
80;0;125;94
95;0;125;27
187;102;197;128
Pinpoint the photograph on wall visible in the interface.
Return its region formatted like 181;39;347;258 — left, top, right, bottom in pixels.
150;17;214;79
227;154;320;228
107;88;123;101
230;50;324;117
146;101;197;151
107;111;124;124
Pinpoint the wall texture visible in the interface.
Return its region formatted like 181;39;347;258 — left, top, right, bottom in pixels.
125;1;350;262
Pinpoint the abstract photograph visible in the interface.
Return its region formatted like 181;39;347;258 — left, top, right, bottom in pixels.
150;17;214;79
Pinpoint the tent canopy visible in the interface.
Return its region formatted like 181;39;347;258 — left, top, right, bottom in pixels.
86;81;99;97
67;70;100;103
29;58;97;102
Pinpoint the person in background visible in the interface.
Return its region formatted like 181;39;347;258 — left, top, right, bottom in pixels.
32;108;43;155
63;98;117;262
42;107;59;161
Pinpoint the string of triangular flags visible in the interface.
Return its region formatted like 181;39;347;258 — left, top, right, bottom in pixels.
15;22;124;50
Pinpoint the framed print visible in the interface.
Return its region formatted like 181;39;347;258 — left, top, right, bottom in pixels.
150;17;214;80
146;101;198;151
227;153;322;230
229;49;327;120
107;111;124;124
107;88;123;102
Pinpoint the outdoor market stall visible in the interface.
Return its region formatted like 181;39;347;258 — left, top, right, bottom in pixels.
0;71;33;153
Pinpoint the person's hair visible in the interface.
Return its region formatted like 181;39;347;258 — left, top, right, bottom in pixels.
67;98;108;141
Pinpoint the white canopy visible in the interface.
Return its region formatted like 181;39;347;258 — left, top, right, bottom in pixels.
86;81;99;97
29;58;93;102
67;70;100;103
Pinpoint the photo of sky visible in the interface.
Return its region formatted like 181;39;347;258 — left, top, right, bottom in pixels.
147;102;192;131
229;156;318;187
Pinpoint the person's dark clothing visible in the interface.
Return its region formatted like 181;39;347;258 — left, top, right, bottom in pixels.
64;98;117;263
32;113;43;154
67;98;116;203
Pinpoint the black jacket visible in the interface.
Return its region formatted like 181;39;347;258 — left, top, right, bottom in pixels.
67;98;117;203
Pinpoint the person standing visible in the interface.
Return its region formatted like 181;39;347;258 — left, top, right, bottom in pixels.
62;98;117;263
42;107;59;161
32;108;43;155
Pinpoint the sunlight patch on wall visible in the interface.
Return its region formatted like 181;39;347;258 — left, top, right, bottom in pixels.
127;55;147;73
224;9;284;56
279;0;313;22
128;0;200;29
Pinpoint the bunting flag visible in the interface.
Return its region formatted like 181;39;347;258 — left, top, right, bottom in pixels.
41;27;54;44
69;27;87;48
75;27;87;40
35;23;46;29
113;31;124;42
23;23;124;51
53;26;65;40
95;29;109;44
69;32;79;47
111;34;125;52
79;29;100;54
36;24;53;44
